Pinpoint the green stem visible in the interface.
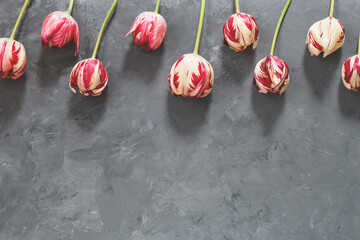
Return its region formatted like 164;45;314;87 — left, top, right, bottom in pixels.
10;0;30;40
329;0;334;17
235;0;240;13
358;33;360;55
67;0;75;15
154;0;161;13
193;0;206;54
269;0;291;56
91;0;118;59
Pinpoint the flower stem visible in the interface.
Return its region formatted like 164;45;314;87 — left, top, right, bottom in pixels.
193;0;206;54
92;0;118;59
235;0;240;13
269;0;291;56
10;0;30;40
358;33;360;56
329;0;335;17
154;0;161;13
68;0;75;15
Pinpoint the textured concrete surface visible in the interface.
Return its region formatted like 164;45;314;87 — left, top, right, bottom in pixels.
0;0;360;239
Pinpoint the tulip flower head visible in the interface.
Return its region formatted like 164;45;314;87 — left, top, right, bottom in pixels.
70;58;108;96
223;10;259;52
341;34;360;92
306;17;345;58
254;56;289;95
69;0;117;96
253;0;291;95
0;0;30;79
168;0;214;98
0;38;27;79
305;0;345;58
41;11;80;55
169;53;214;98
125;11;167;51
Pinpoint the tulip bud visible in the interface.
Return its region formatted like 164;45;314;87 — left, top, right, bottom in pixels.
124;12;167;51
306;17;345;58
253;55;289;95
168;53;214;98
69;58;108;96
0;38;27;79
223;13;259;52
342;55;360;92
41;11;80;55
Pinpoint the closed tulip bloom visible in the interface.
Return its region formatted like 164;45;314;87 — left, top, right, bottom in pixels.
41;11;79;55
69;58;108;96
125;12;167;51
306;17;345;58
0;38;27;79
342;55;360;92
223;13;259;52
168;53;214;98
253;56;289;95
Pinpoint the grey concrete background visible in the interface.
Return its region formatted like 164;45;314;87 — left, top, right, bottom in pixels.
0;0;359;239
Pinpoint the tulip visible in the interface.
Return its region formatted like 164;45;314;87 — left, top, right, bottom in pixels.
0;0;30;79
168;0;214;98
124;3;167;52
0;38;27;79
168;53;214;98
252;0;291;95
69;58;108;96
253;56;289;95
341;34;360;92
305;0;345;58
41;10;79;55
69;0;117;96
223;1;259;52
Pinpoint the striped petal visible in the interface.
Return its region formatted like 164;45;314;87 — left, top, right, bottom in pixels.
0;38;27;79
342;55;360;92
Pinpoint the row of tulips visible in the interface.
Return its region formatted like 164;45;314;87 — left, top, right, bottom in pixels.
1;0;360;98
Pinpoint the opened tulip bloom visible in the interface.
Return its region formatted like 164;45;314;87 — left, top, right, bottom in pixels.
41;11;79;55
69;0;117;96
0;0;30;79
305;0;345;58
223;7;259;52
306;17;345;58
0;38;27;79
254;56;289;95
169;54;214;98
253;0;291;95
125;11;167;51
70;59;108;96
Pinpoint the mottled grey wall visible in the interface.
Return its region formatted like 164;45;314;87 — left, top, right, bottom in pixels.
0;0;359;239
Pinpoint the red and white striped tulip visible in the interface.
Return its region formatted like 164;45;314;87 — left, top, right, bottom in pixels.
253;55;289;95
125;12;167;51
69;58;108;96
223;13;259;52
306;17;345;58
0;38;27;79
41;11;79;55
168;53;214;98
342;55;360;92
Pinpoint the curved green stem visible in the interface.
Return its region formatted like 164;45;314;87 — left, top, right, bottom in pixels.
329;0;335;17
235;0;240;13
269;0;291;56
67;0;75;15
154;0;161;13
92;0;118;59
10;0;30;40
193;0;206;54
358;33;360;55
